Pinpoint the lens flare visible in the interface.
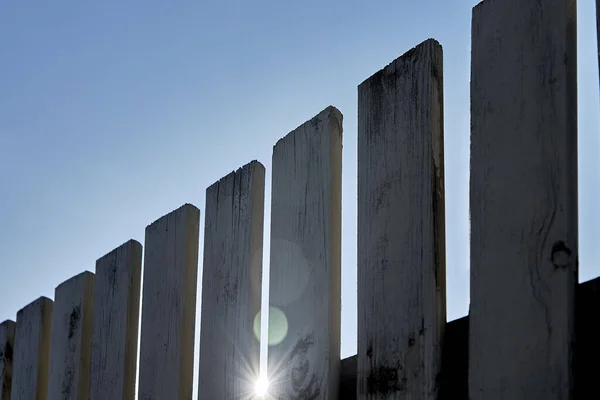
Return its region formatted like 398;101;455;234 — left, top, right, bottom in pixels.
254;377;269;397
253;306;288;345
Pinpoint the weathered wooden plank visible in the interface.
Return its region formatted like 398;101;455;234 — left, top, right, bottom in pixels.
340;317;468;400
470;0;578;398
267;106;342;399
89;240;142;400
48;271;95;400
357;38;446;399
198;161;265;398
339;277;600;400
10;296;53;400
0;320;15;400
138;204;200;399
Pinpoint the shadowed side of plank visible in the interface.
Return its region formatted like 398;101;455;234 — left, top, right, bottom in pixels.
11;297;53;400
89;240;142;400
470;0;578;398
267;106;343;400
138;204;200;400
198;161;265;399
357;38;446;399
0;320;16;400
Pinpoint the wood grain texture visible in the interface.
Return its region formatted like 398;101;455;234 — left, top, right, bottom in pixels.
11;297;53;400
89;240;142;400
339;277;600;400
267;106;342;400
138;204;200;400
48;271;95;400
198;161;265;399
357;39;446;399
0;321;15;400
470;0;578;398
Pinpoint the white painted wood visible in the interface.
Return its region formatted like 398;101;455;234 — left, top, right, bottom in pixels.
470;0;578;398
198;161;265;399
0;320;15;400
267;106;342;399
89;239;142;400
138;204;200;400
357;39;446;399
48;271;95;400
11;297;53;400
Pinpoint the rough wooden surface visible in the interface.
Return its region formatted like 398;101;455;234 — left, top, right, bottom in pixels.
47;271;95;400
89;240;142;400
138;204;200;400
339;277;600;400
356;39;445;399
267;106;342;399
470;0;578;398
339;316;468;400
198;161;265;398
0;320;15;400
11;297;53;400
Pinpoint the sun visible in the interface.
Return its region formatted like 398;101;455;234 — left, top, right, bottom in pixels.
254;377;269;397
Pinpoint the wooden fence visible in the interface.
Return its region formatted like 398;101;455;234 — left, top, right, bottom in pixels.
0;0;596;398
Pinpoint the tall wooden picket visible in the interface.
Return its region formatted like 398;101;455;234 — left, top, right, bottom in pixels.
470;0;578;398
267;106;342;399
10;297;53;400
47;271;95;400
198;161;265;399
89;240;142;400
357;38;446;399
0;320;15;400
138;204;200;400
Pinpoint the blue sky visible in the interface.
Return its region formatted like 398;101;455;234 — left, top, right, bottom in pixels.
1;0;599;396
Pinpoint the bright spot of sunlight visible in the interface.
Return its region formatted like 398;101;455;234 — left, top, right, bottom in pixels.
254;376;269;397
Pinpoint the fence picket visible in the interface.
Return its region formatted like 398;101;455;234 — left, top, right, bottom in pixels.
357;38;446;399
10;297;53;400
138;204;200;399
89;240;142;400
197;161;265;399
48;271;95;400
267;106;342;399
0;320;15;400
470;0;578;398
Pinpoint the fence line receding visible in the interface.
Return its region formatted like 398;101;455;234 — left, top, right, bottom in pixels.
1;0;596;398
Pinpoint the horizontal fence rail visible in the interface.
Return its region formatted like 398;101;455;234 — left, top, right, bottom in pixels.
340;277;600;400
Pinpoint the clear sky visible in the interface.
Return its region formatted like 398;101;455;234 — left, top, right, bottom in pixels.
1;0;599;397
